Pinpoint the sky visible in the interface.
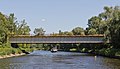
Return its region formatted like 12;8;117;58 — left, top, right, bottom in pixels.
0;0;120;34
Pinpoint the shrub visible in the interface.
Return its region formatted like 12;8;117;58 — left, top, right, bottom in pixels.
0;51;6;56
81;48;88;52
16;49;22;54
115;51;120;56
24;48;33;52
99;48;118;56
5;48;11;55
99;48;106;55
11;48;16;54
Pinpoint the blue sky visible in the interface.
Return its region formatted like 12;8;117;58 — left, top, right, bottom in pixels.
0;0;120;34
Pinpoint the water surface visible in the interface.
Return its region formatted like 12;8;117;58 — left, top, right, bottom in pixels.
0;50;120;69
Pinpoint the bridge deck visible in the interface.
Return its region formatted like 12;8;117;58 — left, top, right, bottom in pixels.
9;35;105;43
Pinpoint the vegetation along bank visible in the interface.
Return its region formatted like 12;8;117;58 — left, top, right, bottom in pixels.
0;6;120;58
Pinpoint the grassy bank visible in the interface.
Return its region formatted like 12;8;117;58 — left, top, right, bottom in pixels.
69;47;120;58
0;46;35;59
0;43;50;59
0;47;24;59
92;48;120;58
0;48;22;56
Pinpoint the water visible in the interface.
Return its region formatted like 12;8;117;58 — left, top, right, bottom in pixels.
0;50;120;69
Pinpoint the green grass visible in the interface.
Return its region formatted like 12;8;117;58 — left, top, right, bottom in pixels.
0;48;23;56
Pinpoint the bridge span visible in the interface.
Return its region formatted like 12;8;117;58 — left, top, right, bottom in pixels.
9;35;105;44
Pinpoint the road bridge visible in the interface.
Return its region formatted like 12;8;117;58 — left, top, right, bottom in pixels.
9;35;106;44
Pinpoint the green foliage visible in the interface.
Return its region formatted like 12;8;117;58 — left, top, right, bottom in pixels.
24;48;34;52
0;48;22;56
63;31;73;35
0;12;31;43
81;48;88;52
0;6;120;58
16;19;31;35
72;27;85;35
0;52;6;56
54;30;73;35
115;51;120;56
87;28;97;35
0;12;31;56
98;48;106;55
98;48;119;56
86;6;120;48
34;27;45;35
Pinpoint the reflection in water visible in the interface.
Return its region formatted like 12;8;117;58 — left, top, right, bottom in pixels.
0;50;120;69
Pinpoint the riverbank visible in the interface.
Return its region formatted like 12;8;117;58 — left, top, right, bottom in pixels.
0;46;34;59
92;52;120;59
69;48;120;59
91;48;120;59
0;53;26;59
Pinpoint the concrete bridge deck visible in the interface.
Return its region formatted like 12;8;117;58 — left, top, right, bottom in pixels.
9;35;105;44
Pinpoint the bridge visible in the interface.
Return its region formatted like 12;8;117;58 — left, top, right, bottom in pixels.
9;35;106;44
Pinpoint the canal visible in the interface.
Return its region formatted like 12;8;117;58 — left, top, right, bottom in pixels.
0;51;120;69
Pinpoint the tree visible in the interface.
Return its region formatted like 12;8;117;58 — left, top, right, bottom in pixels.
86;6;120;48
16;19;31;35
87;16;106;34
87;28;97;35
7;13;17;35
34;27;45;35
72;27;85;35
64;31;73;35
108;6;120;48
58;30;73;35
0;12;9;44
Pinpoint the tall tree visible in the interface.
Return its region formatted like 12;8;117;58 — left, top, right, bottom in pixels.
0;12;31;48
108;6;120;48
0;12;9;43
86;6;120;48
7;13;17;35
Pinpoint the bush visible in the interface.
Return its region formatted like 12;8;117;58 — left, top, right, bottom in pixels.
0;51;6;56
99;48;106;55
24;48;34;52
99;48;118;56
88;50;93;53
5;48;11;55
0;47;23;56
17;49;22;54
115;51;120;56
81;48;88;52
11;48;16;54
